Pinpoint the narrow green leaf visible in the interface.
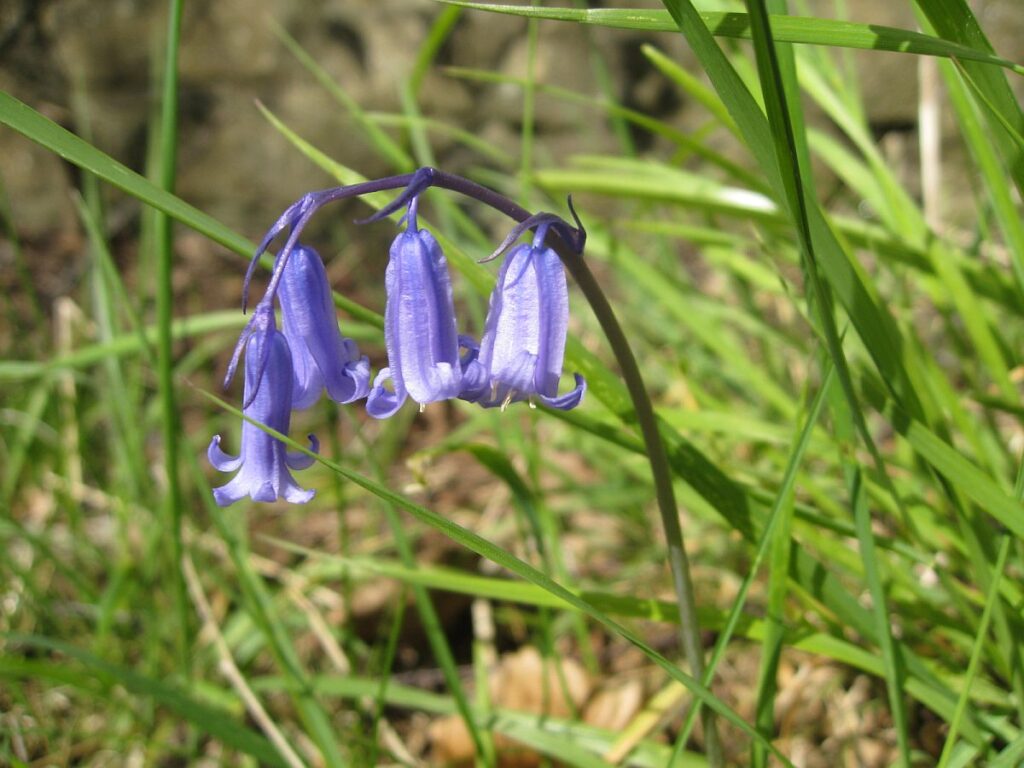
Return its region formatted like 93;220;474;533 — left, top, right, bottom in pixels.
937;536;1010;767
439;3;1024;75
915;0;1024;197
0;91;250;256
1;635;288;767
882;402;1024;540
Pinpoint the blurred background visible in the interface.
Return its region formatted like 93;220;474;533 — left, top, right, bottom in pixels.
3;0;1020;240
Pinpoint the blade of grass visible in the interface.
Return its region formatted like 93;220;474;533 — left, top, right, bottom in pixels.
992;735;1024;768
266;539;1010;720
444;66;763;189
253;672;702;767
73;193;148;501
154;0;189;679
0;91;252;254
0;378;54;502
937;535;1010;767
185;455;345;767
914;0;1024;196
676;361;834;765
439;2;1024;75
1;636;289;766
658;0;939;431
269;18;413;173
739;4;912;762
367;588;407;767
939;50;1024;298
640;44;740;137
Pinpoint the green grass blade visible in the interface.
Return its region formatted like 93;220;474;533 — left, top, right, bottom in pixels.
937;536;1011;767
941;54;1024;297
154;0;189;678
444;66;762;187
684;362;834;761
743;2;902;761
0;90;251;256
190;456;347;768
850;468;911;766
915;0;1024;197
252;672;705;767
1;635;289;766
0;311;254;381
0;89;379;333
0;378;54;504
640;44;740;137
877;399;1024;540
992;736;1024;768
439;2;1024;74
269;18;413;172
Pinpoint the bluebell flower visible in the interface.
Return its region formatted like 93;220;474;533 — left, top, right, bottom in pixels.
277;244;370;409
460;222;585;410
209;325;319;506
366;198;462;418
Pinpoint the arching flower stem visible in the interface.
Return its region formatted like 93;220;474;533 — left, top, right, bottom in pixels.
245;169;714;742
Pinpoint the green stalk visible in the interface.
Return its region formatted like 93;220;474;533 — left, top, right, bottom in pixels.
520;7;539;205
155;0;189;675
554;247;721;765
937;535;1010;768
741;2;910;761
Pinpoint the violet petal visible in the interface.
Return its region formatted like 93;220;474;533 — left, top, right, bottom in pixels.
278;245;370;409
367;203;462;418
462;224;584;410
210;327;317;506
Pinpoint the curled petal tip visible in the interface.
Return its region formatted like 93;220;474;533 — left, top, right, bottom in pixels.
539;372;586;410
207;435;242;472
366;368;405;419
287;433;320;471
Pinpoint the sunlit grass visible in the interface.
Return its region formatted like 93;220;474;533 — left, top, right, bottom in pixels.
2;0;1024;765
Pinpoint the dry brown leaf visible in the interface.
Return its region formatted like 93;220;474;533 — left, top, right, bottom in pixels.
583;677;645;732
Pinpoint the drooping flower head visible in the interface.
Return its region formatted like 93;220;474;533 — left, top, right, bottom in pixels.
277;244;370;409
209;322;318;506
460;220;585;410
366;196;462;418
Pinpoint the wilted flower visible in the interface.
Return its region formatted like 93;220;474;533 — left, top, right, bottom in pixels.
366;197;462;418
277;244;370;409
208;325;318;506
460;222;585;410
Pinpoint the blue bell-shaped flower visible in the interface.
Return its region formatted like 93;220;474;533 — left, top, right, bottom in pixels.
366;198;462;418
461;223;585;410
208;325;318;506
277;244;370;409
